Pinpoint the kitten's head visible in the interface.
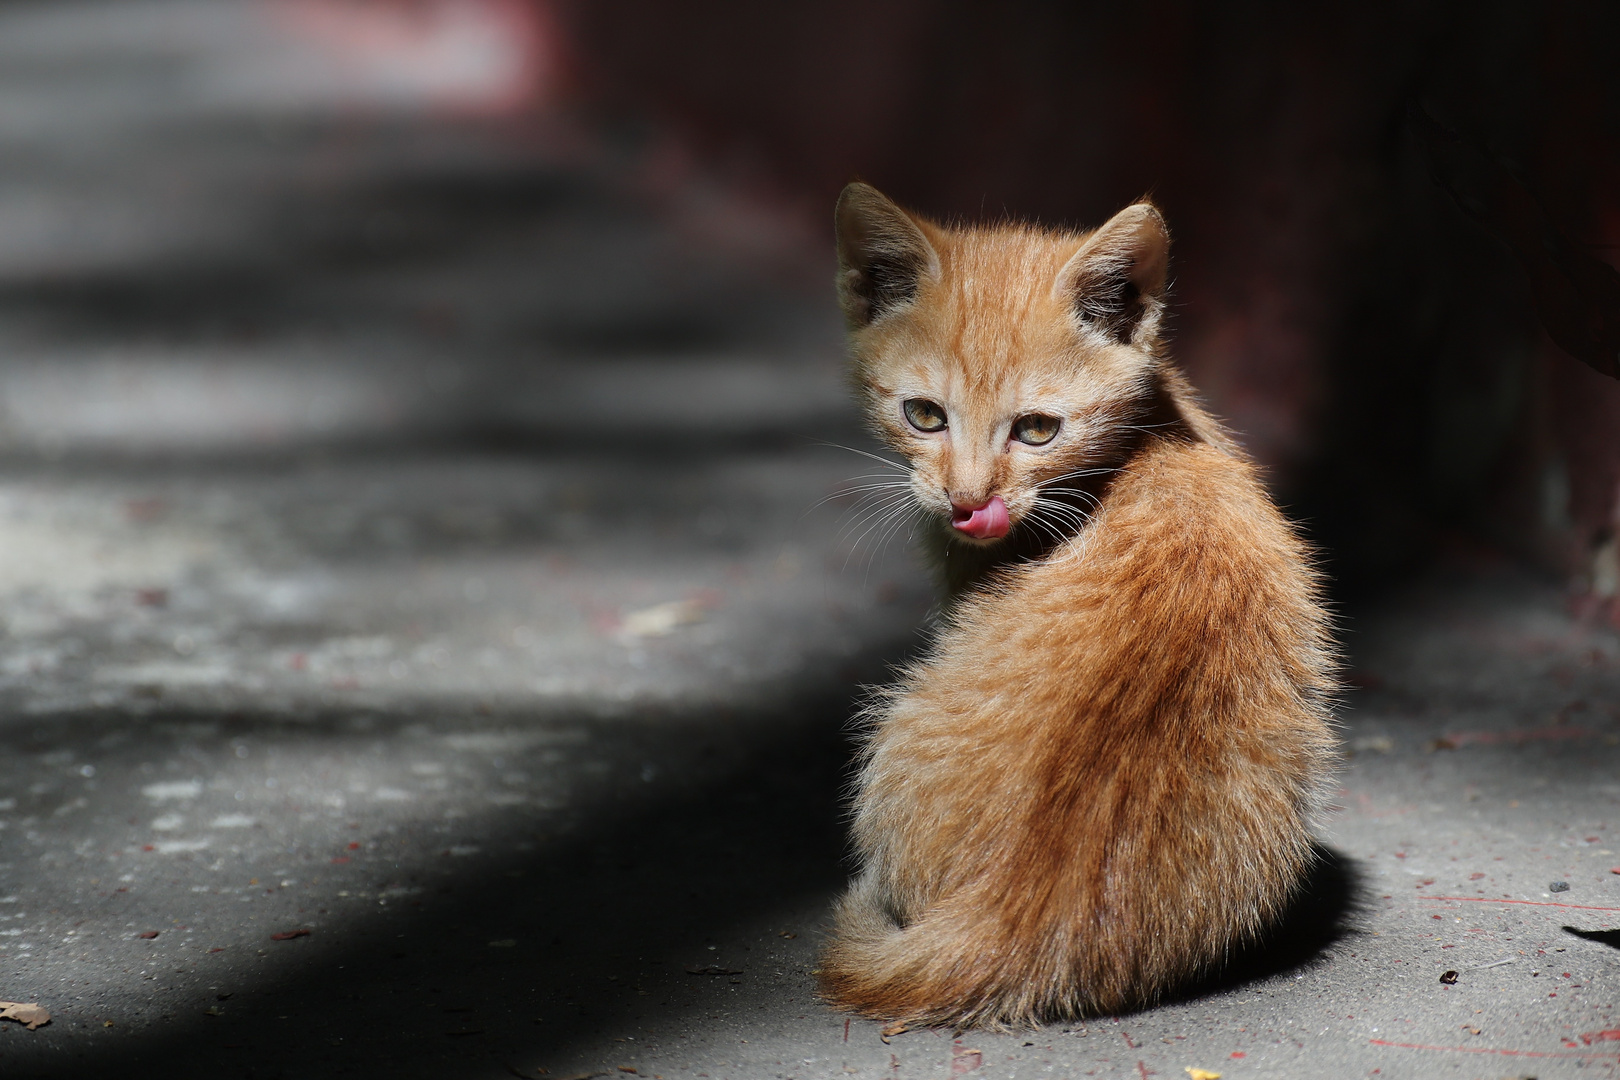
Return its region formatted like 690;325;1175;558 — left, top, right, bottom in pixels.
835;182;1172;546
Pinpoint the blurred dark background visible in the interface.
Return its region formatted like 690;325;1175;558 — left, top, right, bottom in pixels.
545;0;1620;601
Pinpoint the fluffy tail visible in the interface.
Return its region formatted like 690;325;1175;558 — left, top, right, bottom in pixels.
817;875;1090;1030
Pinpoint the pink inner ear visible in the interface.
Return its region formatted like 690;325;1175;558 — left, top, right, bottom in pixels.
951;495;1010;539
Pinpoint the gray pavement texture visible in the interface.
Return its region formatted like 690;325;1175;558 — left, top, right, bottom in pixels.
0;4;1617;1079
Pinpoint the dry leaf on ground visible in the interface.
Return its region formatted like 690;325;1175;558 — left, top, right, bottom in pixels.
0;1001;51;1030
1185;1069;1222;1080
620;600;703;638
879;1021;909;1043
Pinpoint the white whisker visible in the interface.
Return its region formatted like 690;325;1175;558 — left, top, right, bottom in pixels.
864;503;925;580
804;482;913;519
836;488;913;540
844;498;920;574
813;440;910;471
1038;465;1121;488
835;491;914;548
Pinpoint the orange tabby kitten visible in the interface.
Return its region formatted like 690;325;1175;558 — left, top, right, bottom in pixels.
818;183;1338;1028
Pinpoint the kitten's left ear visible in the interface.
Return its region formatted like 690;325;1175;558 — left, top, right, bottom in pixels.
1055;202;1170;348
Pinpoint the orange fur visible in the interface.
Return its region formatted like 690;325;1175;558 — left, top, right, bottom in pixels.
819;183;1339;1028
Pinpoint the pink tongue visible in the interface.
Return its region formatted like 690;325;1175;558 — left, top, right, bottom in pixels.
952;495;1010;539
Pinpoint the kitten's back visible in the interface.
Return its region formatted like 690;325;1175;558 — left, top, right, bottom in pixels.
823;432;1336;1025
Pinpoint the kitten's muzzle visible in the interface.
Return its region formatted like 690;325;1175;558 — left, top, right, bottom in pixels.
950;495;1010;540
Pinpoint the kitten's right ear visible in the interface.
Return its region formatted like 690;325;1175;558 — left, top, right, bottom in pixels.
834;182;940;329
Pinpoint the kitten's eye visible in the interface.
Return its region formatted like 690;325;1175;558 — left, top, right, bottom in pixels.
902;398;948;433
1012;413;1061;446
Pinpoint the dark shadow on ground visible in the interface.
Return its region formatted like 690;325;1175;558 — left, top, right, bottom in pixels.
0;423;869;482
0;159;818;356
1165;844;1365;1011
0;684;873;1080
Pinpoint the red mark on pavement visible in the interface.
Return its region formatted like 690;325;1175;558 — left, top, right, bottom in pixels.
1135;1061;1153;1079
843;1018;849;1043
1424;896;1620;913
950;1046;983;1074
1121;1030;1139;1049
329;856;349;864
1582;1030;1620;1045
1372;1038;1620;1061
270;929;311;941
1230;1050;1246;1058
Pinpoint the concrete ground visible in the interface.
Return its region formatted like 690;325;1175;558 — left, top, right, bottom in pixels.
0;4;1616;1078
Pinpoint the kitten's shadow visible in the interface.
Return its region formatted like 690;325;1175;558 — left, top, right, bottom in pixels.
1564;925;1620;950
1158;843;1365;1008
